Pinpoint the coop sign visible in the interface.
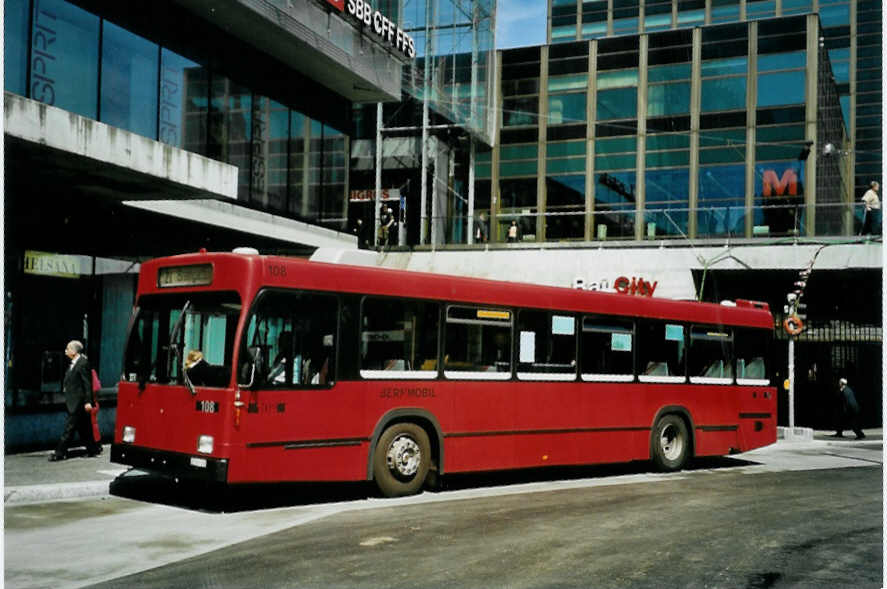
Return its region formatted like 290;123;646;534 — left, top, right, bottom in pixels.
345;0;416;58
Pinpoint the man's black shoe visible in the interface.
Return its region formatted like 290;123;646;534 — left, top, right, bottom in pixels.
856;433;866;440
830;433;844;438
48;454;66;462
87;447;103;457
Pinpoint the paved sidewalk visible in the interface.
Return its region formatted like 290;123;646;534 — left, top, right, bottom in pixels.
4;444;128;505
3;430;882;506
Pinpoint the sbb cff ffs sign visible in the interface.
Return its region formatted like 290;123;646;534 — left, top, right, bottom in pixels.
346;0;416;58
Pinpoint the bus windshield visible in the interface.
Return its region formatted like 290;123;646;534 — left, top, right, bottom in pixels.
124;292;242;388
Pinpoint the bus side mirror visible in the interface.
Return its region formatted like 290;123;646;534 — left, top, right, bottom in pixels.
243;345;266;389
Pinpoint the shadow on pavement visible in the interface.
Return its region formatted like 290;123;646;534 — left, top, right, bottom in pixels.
109;454;759;513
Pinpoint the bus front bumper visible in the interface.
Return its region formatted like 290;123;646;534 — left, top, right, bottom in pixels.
111;444;229;483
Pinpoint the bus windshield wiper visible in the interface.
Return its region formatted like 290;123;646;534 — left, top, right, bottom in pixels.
168;301;196;395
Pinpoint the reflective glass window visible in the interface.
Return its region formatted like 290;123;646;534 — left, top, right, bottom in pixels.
701;57;747;77
552;25;576;41
250;97;289;212
503;96;539;126
711;4;740;23
596;69;638;89
581;22;607;39
100;22;159;139
645;168;689;237
689;328;733;384
758;52;806;72
782;0;812;15
597;87;637;120
594;171;635;239
5;0;29;95
820;3;850;28
209;77;252;199
648;83;690;117
746;0;775;19
676;9;703;25
546;174;585;240
701;77;746;112
549;92;586;124
645;14;672;32
753;161;805;236
757;71;805;107
648;64;691;83
160;49;204;150
549;74;588;92
698;164;746;237
30;0;99;118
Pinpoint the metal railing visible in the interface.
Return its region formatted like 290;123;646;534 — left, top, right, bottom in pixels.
411;202;881;247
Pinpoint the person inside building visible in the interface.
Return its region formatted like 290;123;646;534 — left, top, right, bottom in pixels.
861;180;880;236
49;340;102;461
833;377;865;439
507;220;519;243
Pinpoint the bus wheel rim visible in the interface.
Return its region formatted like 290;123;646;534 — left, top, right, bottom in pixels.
386;434;421;477
661;424;683;461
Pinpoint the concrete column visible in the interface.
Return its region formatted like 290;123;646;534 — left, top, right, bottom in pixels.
805;14;818;237
704;0;712;24
576;0;583;40
739;0;746;21
847;0;857;228
671;0;678;29
689;28;702;238
745;22;758;238
468;138;476;244
585;40;598;241
636;35;648;241
537;45;549;242
607;0;614;36
490;51;502;242
374;102;383;247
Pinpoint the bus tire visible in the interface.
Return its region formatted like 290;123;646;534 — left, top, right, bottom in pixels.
373;423;431;497
651;414;690;471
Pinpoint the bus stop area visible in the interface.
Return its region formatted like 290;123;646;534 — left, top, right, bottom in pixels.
4;429;882;506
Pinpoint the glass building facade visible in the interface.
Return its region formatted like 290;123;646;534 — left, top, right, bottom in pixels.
547;0;882;217
4;0;352;233
471;15;853;243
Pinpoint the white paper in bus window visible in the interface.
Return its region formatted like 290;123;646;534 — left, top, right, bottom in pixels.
611;332;632;352
665;324;684;341
519;331;536;363
551;315;575;335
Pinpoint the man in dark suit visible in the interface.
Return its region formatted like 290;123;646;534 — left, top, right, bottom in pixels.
50;340;102;461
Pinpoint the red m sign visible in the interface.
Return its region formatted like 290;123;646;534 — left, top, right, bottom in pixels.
762;169;798;197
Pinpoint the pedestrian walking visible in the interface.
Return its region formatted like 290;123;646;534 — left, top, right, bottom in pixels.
860;180;880;235
832;377;865;439
49;340;102;461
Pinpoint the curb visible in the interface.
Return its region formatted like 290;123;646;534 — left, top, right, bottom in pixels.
4;480;111;505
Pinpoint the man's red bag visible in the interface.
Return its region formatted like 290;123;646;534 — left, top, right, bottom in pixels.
90;369;101;443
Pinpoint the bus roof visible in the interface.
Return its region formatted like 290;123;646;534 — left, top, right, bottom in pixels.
139;251;774;330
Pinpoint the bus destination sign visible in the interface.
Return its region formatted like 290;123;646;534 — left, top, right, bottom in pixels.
157;264;213;288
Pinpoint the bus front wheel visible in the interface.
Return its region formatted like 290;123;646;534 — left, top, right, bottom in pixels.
651;414;690;471
373;423;431;497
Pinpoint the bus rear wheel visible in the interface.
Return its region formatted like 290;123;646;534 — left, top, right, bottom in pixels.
651;414;690;471
373;423;431;497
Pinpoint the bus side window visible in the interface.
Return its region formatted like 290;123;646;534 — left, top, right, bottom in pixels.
689;327;734;384
360;297;440;378
637;321;686;382
735;329;770;384
580;318;635;382
239;290;338;388
444;306;512;379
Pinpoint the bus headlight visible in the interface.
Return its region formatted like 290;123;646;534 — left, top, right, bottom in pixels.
197;435;214;454
122;426;136;443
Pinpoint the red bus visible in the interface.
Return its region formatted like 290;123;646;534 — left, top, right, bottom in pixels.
112;250;776;497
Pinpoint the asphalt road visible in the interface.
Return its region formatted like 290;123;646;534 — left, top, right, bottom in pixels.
5;441;883;589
